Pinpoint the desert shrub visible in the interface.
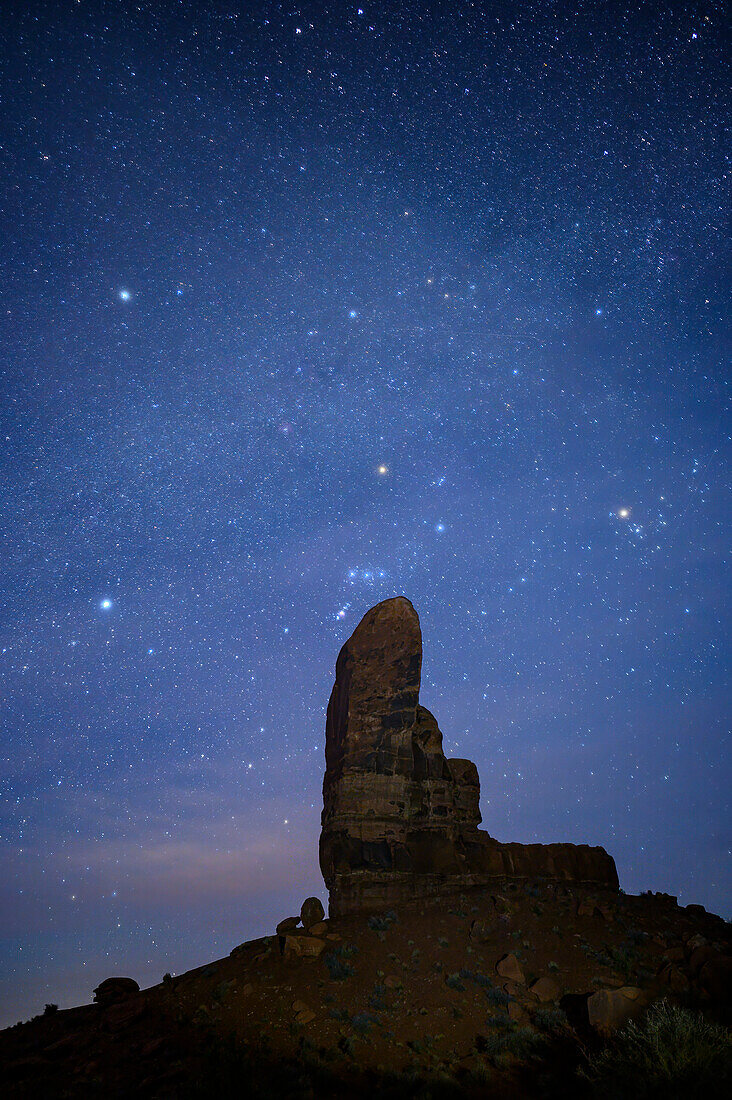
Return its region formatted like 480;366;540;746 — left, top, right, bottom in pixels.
476;1018;543;1063
533;1007;569;1032
445;972;465;991
581;999;732;1099
43;1003;58;1015
458;969;509;1005
369;983;387;1011
368;910;397;931
438;936;449;948
351;1011;378;1035
626;928;648;946
459;969;491;987
485;986;510;1007
324;950;354;981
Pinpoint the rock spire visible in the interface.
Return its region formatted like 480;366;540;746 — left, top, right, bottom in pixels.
319;597;618;916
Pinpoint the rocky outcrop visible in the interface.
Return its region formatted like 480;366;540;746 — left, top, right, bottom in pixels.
92;977;140;1006
319;597;618;916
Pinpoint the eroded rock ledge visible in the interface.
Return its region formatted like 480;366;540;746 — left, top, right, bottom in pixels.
319;597;618;916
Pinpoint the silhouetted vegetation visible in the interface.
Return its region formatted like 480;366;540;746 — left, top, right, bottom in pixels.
580;999;732;1098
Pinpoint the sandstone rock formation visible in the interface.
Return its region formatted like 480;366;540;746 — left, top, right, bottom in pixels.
319;597;618;916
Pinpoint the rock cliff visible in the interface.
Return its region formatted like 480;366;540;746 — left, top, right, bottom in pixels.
319;597;618;916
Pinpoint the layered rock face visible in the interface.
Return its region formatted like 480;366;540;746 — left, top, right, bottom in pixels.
319;597;618;916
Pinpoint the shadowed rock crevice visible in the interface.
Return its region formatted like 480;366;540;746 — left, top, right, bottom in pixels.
319;597;618;916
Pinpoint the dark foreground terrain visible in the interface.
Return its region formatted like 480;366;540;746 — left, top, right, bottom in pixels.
2;881;731;1098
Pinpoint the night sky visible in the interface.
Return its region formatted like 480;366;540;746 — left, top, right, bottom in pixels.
1;0;729;1027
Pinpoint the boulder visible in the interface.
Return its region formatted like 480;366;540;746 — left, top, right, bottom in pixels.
469;919;491;943
529;976;560;1002
587;987;646;1034
319;598;619;916
664;944;685;963
308;921;328;936
496;953;525;984
688;944;719;975
276;916;301;935
657;962;691;994
93;977;140;1006
697;954;732;1003
282;934;326;960
292;999;316;1024
300;897;325;930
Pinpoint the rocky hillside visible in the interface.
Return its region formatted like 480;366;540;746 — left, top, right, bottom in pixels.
2;883;730;1097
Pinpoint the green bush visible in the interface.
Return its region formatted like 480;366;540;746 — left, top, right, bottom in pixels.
368;910;397;931
324;951;354;981
582;999;732;1098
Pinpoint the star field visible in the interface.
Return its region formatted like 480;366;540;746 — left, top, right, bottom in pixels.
0;0;729;1025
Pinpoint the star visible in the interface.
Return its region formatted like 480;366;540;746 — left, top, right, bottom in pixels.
100;598;113;610
617;508;631;519
118;289;131;301
377;464;388;475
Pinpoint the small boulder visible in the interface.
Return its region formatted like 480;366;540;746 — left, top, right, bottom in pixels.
276;916;301;935
308;920;328;936
657;962;690;994
283;934;326;960
698;955;732;1003
587;987;645;1035
664;945;685;963
384;974;402;990
93;977;140;1006
529;976;560;1003
469;919;491;943
496;953;525;984
688;944;719;975
300;896;325;930
292;999;316;1024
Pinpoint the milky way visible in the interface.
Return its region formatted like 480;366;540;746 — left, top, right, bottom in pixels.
0;1;728;1025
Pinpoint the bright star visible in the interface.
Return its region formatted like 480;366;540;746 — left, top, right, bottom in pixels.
349;309;358;318
100;598;113;610
617;507;630;519
119;289;131;301
436;523;445;532
377;464;388;475
595;307;603;316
